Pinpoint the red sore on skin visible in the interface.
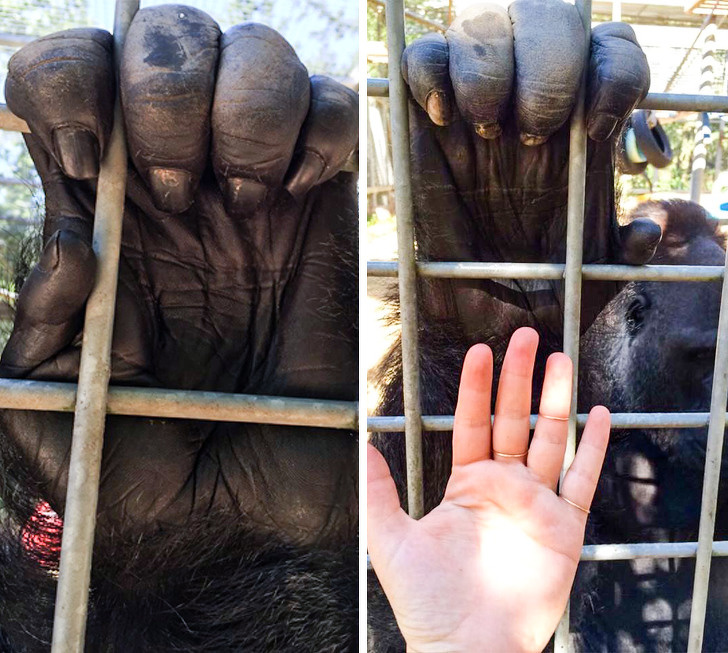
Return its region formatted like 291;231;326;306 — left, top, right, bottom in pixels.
21;501;63;571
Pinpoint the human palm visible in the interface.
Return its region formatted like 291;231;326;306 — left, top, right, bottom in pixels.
0;5;358;545
368;329;610;652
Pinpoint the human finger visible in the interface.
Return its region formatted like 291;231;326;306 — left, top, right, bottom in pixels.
527;353;572;489
560;406;611;515
586;22;650;142
284;75;358;199
492;327;539;463
120;5;221;213
367;444;411;560
212;23;310;215
445;3;513;139
401;32;454;126
5;28;114;179
508;0;586;146
452;344;493;467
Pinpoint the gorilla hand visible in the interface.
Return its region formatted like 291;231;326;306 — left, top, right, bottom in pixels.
402;0;658;345
0;6;358;547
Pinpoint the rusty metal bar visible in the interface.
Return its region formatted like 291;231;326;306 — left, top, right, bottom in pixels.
51;1;138;650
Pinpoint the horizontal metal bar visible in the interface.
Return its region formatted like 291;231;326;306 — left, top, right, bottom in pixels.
366;79;728;113
368;0;446;32
368;412;721;432
0;379;358;429
368;542;728;570
368;260;725;282
582;541;728;561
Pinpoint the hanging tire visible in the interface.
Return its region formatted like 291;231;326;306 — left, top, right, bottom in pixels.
616;121;648;176
631;110;673;168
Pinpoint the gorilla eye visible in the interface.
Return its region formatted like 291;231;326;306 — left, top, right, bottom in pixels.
626;295;650;335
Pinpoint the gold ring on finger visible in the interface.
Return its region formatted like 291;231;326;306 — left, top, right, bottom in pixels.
538;413;570;422
492;449;528;459
561;496;590;514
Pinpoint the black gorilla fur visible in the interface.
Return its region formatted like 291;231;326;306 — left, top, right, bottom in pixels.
0;193;359;652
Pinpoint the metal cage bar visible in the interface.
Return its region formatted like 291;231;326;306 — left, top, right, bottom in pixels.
555;1;592;647
687;246;728;649
51;2;138;649
368;260;727;281
385;0;425;519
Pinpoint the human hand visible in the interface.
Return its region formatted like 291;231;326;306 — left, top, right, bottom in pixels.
0;5;358;544
403;0;659;342
368;328;610;652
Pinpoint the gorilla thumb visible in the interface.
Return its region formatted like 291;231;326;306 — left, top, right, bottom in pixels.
618;218;662;265
0;229;95;378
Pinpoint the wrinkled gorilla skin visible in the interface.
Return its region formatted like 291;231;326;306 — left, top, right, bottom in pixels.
0;6;358;652
369;1;728;651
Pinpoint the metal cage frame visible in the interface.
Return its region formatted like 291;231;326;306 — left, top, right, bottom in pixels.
0;0;358;650
366;0;728;650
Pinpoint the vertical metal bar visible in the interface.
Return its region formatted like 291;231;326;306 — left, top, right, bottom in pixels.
690;18;716;203
687;242;728;650
611;0;621;22
50;1;137;650
555;0;592;650
385;0;424;518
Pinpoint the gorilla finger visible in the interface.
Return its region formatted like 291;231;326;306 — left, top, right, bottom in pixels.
587;22;650;142
5;28;114;179
212;24;310;216
121;6;221;214
618;217;662;265
285;76;358;199
401;33;454;126
0;230;95;378
509;0;586;146
446;4;513;139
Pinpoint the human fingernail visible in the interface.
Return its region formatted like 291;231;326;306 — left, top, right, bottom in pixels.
425;91;451;126
224;178;268;216
474;122;501;139
588;114;619;142
148;168;195;214
285;150;327;200
52;127;99;180
520;133;548;147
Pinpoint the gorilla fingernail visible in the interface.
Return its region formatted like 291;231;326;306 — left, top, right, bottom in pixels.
285;150;327;200
37;230;62;273
52;127;100;180
148;168;194;214
425;91;451;126
474;122;501;140
225;178;268;216
587;114;619;142
520;133;548;147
